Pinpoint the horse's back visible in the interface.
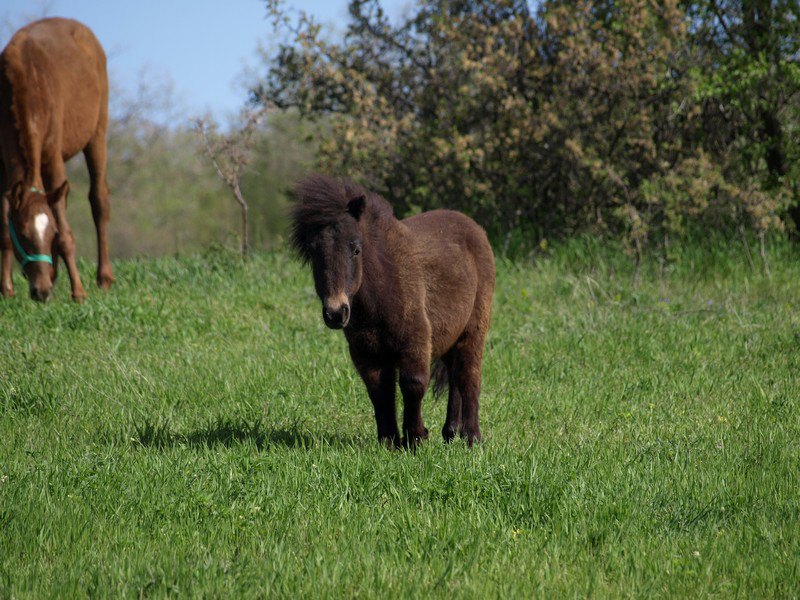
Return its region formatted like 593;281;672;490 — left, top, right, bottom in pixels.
402;209;494;276
400;210;495;357
14;18;106;78
1;18;107;159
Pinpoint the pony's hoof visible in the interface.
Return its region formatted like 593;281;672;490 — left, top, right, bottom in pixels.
379;434;401;449
461;427;482;448
97;273;114;289
401;427;429;449
442;424;460;442
72;292;87;303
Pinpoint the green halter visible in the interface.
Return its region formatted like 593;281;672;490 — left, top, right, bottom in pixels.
7;186;54;268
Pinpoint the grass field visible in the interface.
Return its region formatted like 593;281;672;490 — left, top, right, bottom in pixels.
1;238;799;597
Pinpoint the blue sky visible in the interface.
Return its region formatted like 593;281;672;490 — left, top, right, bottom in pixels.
1;0;410;123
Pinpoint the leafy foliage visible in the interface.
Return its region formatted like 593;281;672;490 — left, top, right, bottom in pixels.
259;0;800;252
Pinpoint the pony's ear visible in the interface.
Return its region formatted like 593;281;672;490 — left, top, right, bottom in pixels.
347;194;366;221
47;181;69;206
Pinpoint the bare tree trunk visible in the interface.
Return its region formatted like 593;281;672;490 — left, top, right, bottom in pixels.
233;183;249;260
632;238;642;290
759;231;771;279
739;223;756;273
194;117;255;261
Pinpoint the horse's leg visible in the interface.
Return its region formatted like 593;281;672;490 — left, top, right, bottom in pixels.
453;320;491;447
441;352;462;442
399;345;431;448
355;361;400;447
1;177;13;297
454;278;493;447
83;131;114;289
44;162;87;302
453;351;482;447
0;240;11;297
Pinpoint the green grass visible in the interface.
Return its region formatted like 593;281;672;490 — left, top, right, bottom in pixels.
1;239;799;597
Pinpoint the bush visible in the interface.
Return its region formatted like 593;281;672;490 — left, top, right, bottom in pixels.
258;0;799;253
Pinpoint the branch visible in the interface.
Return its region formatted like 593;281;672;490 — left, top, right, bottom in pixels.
194;118;237;190
709;0;738;47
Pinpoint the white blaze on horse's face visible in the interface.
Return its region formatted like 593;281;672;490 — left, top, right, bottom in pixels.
34;213;49;244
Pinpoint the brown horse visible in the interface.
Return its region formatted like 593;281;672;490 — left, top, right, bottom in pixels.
0;17;114;302
291;175;495;447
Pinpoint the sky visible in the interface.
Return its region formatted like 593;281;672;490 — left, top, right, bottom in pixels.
1;0;410;124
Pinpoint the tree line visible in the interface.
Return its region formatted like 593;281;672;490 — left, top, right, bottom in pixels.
258;0;800;260
61;80;315;259
5;2;798;261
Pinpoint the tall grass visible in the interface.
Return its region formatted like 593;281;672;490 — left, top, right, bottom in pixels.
1;239;798;597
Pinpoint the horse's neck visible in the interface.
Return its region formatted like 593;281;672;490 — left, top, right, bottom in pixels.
1;132;42;190
2;153;33;189
354;220;400;320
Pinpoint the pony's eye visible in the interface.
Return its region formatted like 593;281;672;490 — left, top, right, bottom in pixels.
351;241;361;256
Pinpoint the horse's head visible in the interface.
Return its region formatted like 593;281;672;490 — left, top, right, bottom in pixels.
6;182;66;302
294;193;366;329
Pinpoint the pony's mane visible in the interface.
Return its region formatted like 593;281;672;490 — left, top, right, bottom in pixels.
291;174;394;261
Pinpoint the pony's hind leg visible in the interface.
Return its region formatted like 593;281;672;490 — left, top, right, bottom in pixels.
83;132;114;289
457;275;493;447
455;356;482;447
451;325;490;447
443;385;462;442
440;353;462;442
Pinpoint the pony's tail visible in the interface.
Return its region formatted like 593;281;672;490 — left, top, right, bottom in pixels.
431;359;449;399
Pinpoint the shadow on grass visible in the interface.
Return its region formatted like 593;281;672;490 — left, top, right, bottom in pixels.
129;416;363;451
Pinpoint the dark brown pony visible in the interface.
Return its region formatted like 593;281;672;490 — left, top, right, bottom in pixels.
0;18;114;302
291;175;495;447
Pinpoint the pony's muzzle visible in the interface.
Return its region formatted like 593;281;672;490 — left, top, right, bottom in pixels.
323;299;350;329
29;284;52;303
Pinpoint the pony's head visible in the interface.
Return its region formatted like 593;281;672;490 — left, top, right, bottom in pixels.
291;175;372;329
6;182;65;302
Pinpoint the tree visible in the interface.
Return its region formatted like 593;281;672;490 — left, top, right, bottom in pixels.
685;0;800;231
261;2;690;233
65;72;234;259
258;0;797;259
194;107;267;259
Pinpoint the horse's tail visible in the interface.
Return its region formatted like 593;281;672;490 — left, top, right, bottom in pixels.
431;359;449;399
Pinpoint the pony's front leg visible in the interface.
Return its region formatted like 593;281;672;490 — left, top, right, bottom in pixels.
1;244;13;297
84;132;114;289
47;171;87;302
354;358;400;447
52;206;87;302
399;354;431;448
1;198;13;297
